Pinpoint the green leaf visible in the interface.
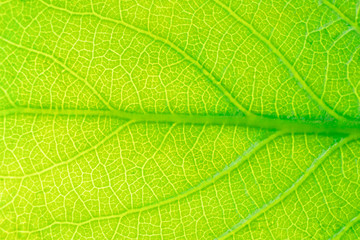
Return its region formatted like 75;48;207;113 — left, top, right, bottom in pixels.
0;0;359;239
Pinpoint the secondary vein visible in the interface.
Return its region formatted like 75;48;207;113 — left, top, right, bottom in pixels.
323;0;360;34
216;135;357;240
212;0;350;122
37;0;255;117
3;131;283;232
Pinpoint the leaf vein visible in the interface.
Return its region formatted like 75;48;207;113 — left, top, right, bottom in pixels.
0;37;115;111
215;135;357;239
212;0;351;122
323;0;360;34
7;132;283;233
36;0;254;116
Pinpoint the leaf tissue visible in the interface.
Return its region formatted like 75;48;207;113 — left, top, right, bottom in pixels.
0;0;360;239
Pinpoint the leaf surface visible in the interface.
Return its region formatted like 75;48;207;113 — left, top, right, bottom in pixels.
0;0;360;239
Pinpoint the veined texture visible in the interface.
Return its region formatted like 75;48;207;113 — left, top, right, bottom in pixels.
0;0;359;239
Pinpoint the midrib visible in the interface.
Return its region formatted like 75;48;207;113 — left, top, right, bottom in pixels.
1;107;360;135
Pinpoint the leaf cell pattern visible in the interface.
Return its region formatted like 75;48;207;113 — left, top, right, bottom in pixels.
0;0;360;239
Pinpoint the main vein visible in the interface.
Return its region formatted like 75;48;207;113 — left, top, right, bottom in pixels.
1;107;360;135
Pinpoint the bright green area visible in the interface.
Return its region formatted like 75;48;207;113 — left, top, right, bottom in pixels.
0;0;360;239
